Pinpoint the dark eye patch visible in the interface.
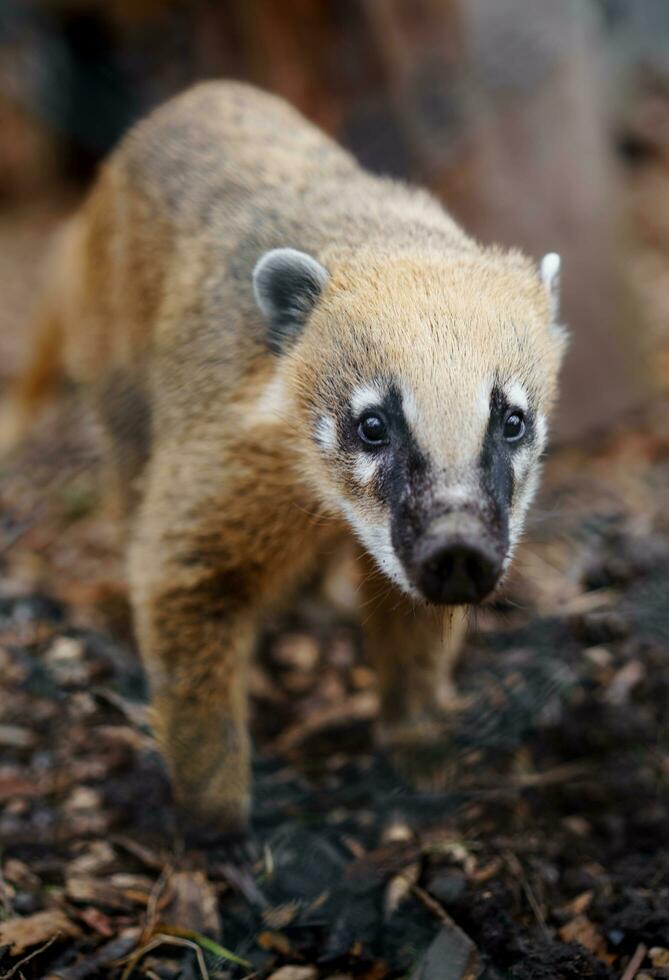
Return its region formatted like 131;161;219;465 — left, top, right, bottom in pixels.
489;386;534;444
339;381;427;500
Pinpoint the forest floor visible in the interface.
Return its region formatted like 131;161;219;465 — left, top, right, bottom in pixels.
0;207;668;980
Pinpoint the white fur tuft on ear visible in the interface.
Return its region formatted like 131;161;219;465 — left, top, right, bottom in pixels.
540;252;561;320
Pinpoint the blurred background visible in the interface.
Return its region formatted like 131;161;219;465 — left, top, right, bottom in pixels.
0;0;669;439
1;4;669;978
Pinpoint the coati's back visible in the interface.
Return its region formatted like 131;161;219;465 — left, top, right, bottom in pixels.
32;87;475;380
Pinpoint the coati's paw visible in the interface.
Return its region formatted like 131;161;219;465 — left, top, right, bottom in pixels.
179;819;265;906
176;797;250;848
181;822;259;864
378;715;460;792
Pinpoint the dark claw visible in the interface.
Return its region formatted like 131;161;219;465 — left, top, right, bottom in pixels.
179;821;266;908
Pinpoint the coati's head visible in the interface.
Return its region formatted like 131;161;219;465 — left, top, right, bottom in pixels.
253;245;566;605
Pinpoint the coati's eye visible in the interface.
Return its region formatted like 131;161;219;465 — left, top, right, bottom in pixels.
503;410;526;443
357;412;389;447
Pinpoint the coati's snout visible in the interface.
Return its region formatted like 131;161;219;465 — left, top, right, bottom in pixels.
389;472;511;605
417;540;500;605
408;512;506;605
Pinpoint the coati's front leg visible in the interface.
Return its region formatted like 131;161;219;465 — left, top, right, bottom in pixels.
129;439;322;839
359;555;466;765
130;532;257;838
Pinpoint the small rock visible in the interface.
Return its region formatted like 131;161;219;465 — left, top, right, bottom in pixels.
12;891;41;915
411;922;480;979
427;870;467;905
267;967;317;980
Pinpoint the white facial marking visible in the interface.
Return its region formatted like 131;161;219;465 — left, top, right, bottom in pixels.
535;412;548;452
400;384;420;428
505;414;551;566
504;382;529;413
476;382;490;422
340;500;418;598
350;381;386;418
507;464;541;562
353;453;380;486
511;445;532;482
314;414;337;452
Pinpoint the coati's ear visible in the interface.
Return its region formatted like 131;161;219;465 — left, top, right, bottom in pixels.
540;252;561;321
253;248;329;353
540;252;568;351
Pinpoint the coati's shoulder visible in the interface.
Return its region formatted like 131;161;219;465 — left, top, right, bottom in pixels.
112;81;357;211
95;81;467;260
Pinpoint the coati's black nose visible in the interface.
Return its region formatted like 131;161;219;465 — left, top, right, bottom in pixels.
417;541;502;605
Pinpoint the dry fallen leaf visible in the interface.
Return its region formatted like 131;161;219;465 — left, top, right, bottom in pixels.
650;947;669;967
160;870;220;940
0;908;80;955
258;929;294;955
559;914;613;964
66;873;154;911
270;691;378;753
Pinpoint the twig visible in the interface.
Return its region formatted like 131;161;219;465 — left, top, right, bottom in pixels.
621;942;647;980
0;934;58;979
159;926;252;969
112;835;167;872
411;884;457;928
117;933;209;980
142;864;173;943
504;851;548;937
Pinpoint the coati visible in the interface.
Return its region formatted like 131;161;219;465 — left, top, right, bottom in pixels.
0;82;566;839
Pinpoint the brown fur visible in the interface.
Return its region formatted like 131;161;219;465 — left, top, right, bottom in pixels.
1;82;564;835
